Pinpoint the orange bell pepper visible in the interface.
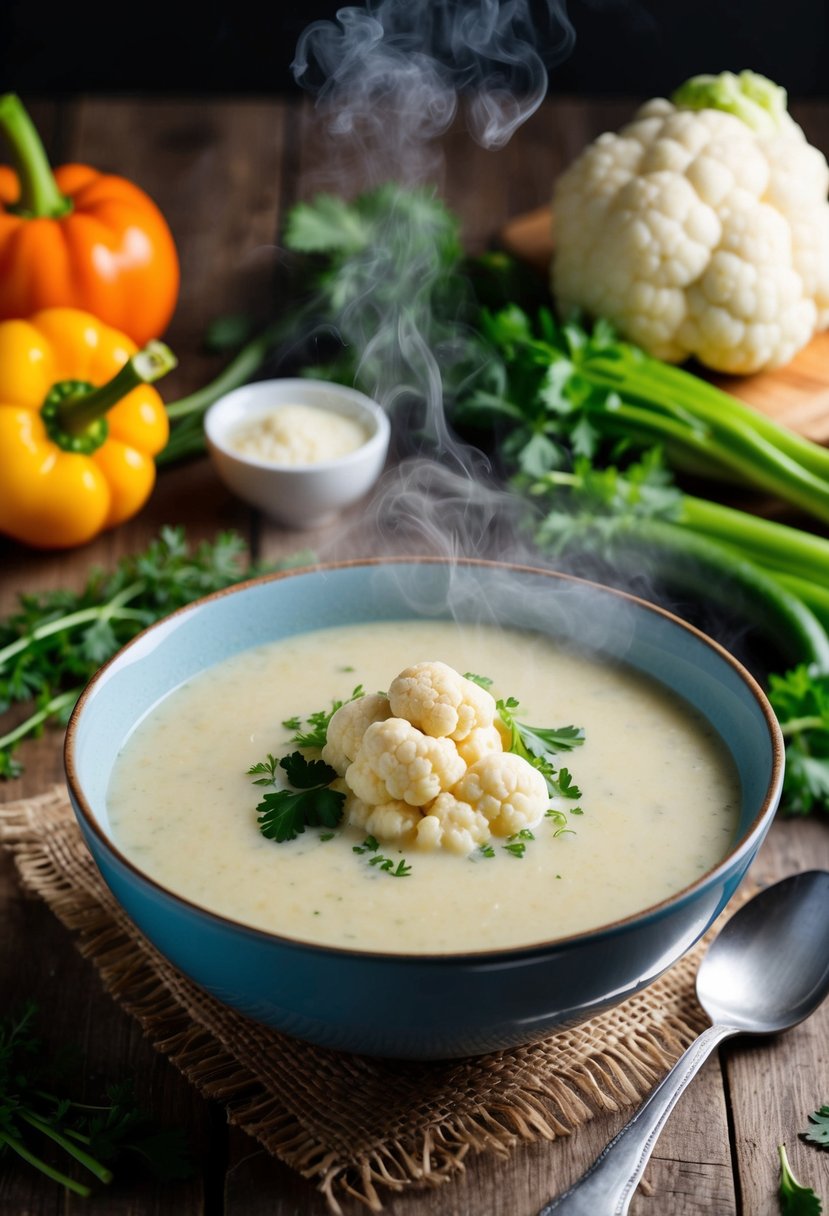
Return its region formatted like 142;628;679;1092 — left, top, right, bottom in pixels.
0;308;175;549
0;95;179;346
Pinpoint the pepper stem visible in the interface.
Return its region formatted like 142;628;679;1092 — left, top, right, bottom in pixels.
57;342;177;436
0;93;71;218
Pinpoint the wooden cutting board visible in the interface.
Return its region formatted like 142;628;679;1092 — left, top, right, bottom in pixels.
500;205;829;445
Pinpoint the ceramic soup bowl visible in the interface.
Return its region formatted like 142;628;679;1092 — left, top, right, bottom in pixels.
65;560;783;1059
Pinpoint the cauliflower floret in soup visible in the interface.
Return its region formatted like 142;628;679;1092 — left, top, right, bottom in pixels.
322;693;392;776
346;717;466;808
454;752;549;837
417;793;491;856
388;660;496;742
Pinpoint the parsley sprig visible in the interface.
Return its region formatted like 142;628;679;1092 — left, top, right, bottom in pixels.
283;685;366;750
495;695;584;800
0;1002;190;1197
247;751;344;843
802;1106;829;1148
779;1144;823;1215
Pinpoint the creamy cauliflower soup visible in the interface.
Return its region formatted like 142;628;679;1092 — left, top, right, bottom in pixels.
106;620;741;954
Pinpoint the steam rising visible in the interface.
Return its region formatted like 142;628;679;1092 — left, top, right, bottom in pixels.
294;0;574;168
290;0;575;579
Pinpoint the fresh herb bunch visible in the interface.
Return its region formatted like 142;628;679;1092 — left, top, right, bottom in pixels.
0;527;310;778
520;452;829;817
283;185;471;397
457;303;829;525
0;1001;190;1197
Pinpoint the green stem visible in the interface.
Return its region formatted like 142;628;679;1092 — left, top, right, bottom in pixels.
598;398;829;523
0;94;70;219
780;714;826;736
632;358;829;479
543;514;829;672
0;1128;91;1197
637;521;829;670
679;496;829;588
773;572;829;629
19;1111;113;1184
165;323;281;422
0;688;81;752
0;581;146;669
584;352;829;490
157;321;283;466
55;343;177;437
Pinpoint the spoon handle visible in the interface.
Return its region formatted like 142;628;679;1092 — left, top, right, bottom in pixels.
538;1022;740;1216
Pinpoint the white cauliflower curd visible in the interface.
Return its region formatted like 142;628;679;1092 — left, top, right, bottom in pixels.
453;752;549;838
322;692;392;775
388;660;496;741
336;660;561;857
345;716;466;808
552;70;829;373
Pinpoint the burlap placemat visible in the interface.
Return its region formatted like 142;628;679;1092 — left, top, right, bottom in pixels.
0;785;754;1213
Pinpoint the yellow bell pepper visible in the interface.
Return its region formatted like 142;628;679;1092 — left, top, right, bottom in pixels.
0;308;175;549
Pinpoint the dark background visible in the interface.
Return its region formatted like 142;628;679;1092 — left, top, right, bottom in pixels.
2;0;827;98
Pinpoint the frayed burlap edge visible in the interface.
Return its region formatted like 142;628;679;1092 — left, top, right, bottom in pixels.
0;786;749;1213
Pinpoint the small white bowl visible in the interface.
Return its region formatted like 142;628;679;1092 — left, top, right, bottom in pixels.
204;379;390;529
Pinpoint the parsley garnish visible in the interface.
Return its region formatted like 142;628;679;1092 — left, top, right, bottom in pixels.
247;751;344;843
368;856;412;877
495;695;584;800
0;1002;191;1196
287;685;366;750
502;828;536;859
779;1144;823;1215
464;672;493;688
353;835;379;854
352;835;411;876
802;1106;829;1148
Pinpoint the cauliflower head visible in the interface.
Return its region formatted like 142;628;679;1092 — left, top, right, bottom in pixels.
454;752;548;837
552;70;829;373
345;717;466;808
322;693;392;776
388;660;496;741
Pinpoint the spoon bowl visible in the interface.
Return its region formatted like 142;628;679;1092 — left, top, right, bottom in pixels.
697;870;829;1033
542;870;829;1215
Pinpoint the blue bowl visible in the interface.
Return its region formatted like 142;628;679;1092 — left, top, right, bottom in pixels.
65;560;783;1059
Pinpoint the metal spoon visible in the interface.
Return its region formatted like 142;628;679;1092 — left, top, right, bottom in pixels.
539;870;829;1216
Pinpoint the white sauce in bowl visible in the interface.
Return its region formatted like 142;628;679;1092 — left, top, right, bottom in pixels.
229;403;369;465
106;620;740;955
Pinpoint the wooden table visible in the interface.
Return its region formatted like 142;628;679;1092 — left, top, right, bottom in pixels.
2;95;828;1216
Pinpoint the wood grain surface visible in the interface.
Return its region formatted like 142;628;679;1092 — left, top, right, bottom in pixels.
1;95;828;1216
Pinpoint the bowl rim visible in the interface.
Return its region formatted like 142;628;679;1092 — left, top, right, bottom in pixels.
204;377;391;474
64;556;785;964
